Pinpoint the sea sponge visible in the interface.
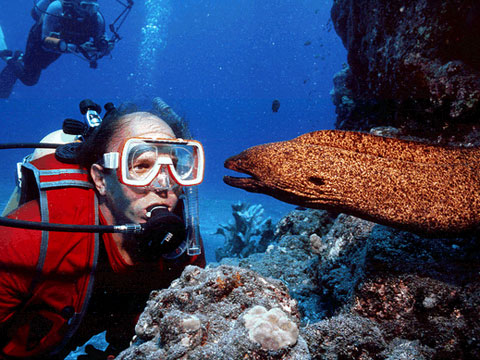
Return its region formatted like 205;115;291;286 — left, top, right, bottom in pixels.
243;305;299;351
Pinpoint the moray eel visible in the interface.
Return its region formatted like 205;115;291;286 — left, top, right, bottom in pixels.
223;130;480;235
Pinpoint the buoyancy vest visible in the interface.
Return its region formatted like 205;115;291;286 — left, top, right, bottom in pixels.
33;0;99;45
60;8;99;45
2;153;99;358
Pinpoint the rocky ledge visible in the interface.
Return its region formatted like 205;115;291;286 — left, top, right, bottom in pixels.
330;0;480;139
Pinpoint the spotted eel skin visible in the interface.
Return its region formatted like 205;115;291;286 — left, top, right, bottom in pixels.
224;130;480;235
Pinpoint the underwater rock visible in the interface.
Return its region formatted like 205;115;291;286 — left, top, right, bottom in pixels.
302;314;435;360
217;209;336;323
214;202;275;261
309;213;480;358
351;224;480;358
301;313;388;359
274;208;337;239
330;0;480;137
314;214;375;310
116;265;310;359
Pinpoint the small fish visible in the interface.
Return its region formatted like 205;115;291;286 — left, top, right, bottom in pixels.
304;40;312;46
271;99;280;113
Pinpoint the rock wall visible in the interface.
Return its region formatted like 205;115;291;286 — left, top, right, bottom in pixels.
116;265;310;359
330;0;480;137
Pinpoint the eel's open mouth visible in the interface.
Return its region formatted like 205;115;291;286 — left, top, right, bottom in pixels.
223;157;264;192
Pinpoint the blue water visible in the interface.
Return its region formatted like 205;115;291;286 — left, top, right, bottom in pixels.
0;0;346;263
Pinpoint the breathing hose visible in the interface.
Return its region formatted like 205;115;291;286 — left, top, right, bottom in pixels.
0;142;142;234
0;217;142;233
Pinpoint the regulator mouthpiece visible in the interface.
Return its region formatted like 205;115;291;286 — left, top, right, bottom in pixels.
146;205;167;218
139;206;186;260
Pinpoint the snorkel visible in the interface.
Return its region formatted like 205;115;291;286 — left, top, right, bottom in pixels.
182;187;202;255
153;97;203;256
0;99;203;259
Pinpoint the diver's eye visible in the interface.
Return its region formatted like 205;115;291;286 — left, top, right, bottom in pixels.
130;151;157;178
133;161;153;171
130;161;154;178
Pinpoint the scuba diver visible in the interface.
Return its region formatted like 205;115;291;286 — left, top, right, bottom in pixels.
0;0;133;98
0;99;205;358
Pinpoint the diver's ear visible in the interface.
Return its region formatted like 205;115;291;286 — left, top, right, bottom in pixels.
91;164;107;196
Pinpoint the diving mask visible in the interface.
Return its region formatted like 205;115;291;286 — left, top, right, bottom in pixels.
102;138;205;189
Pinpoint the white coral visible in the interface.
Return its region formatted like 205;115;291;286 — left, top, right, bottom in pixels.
243;305;299;351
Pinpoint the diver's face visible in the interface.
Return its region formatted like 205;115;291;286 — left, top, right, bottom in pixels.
76;1;99;17
99;113;181;225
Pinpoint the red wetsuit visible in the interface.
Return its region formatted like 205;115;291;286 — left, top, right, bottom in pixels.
0;154;205;358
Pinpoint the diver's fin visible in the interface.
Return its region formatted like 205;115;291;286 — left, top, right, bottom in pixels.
0;64;17;98
0;25;7;52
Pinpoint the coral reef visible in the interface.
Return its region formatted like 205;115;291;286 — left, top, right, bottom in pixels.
214;202;275;261
309;215;480;358
116;265;310;359
220;208;480;358
330;0;480;138
218;209;337;323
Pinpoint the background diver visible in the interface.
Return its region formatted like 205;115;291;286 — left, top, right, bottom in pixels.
0;0;131;99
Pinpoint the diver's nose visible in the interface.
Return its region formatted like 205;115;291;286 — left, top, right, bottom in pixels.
150;166;173;190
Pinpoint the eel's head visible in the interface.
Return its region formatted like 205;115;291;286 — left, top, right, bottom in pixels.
223;139;329;207
223;145;271;193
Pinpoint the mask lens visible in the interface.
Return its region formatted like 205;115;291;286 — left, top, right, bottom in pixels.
128;145;158;182
171;146;195;180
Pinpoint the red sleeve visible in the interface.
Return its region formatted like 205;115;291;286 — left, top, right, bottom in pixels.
0;201;42;324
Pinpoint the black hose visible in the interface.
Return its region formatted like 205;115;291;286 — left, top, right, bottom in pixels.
0;217;116;233
0;143;63;150
0;142;147;233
